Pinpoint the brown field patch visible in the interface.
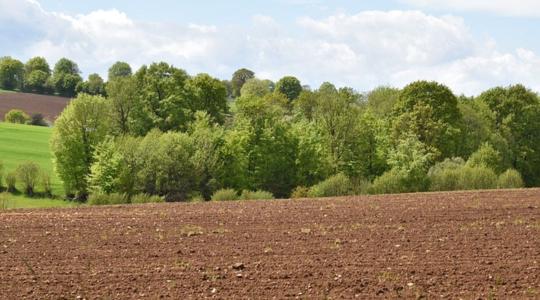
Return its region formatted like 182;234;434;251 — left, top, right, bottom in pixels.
1;189;539;298
0;92;70;122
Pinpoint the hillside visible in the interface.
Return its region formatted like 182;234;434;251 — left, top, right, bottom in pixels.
0;122;63;194
0;91;70;122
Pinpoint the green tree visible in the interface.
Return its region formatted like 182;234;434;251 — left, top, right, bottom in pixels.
106;76;138;135
108;61;132;80
0;57;24;90
189;111;225;199
24;57;51;93
16;162;41;196
367;86;400;117
231;68;255;98
275;76;302;102
51;94;110;199
77;73;106;96
478;84;540;186
240;78;274;98
132;62;190;134
466;143;504;173
392;81;463;159
186;73;228;124
51;58;83;97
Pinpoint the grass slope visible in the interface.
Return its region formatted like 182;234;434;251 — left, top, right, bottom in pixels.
0;194;75;209
0;89;15;94
0;122;63;195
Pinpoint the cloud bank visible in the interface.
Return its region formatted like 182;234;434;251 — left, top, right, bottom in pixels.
1;0;539;95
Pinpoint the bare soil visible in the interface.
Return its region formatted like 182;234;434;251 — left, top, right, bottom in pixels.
0;92;70;122
1;189;539;299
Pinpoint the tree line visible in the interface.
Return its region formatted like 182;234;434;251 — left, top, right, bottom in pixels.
16;58;534;202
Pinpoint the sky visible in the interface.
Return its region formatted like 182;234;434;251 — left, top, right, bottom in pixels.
1;0;540;95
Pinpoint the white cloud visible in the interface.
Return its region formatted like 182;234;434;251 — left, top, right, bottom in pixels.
402;0;540;17
1;0;540;95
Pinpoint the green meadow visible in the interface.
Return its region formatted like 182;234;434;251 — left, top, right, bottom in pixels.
0;122;72;209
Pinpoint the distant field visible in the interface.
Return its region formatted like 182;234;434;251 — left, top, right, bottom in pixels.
0;88;15;94
0;194;75;209
0;91;70;122
0;122;63;195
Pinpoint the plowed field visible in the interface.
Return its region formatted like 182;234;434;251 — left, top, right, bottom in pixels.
1;189;539;299
0;92;70;122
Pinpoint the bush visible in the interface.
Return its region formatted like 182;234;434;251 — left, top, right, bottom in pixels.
308;173;352;198
466;143;503;173
351;177;372;195
428;158;465;191
16;162;41;196
369;169;408;195
211;188;239;201
458;166;497;190
241;190;274;200
29;113;48;126
88;193;130;206
497;169;524;189
131;193;164;204
6;172;16;192
41;172;52;197
0;161;3;189
290;186;309;199
4;109;30;124
0;192;10;210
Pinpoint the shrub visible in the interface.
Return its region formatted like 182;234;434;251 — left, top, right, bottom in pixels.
6;172;16;192
428;158;465;191
351;177;372;195
16;162;41;196
241;190;274;200
0;161;3;189
29;113;48;126
4;109;30;124
211;188;239;201
466;143;503;173
308;173;352;198
88;193;129;206
458;166;497;190
0;192;10;210
131;193;164;204
290;186;309;199
497;169;524;189
369;169;408;195
41;172;52;197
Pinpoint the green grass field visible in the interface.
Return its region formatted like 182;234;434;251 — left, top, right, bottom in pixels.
0;193;76;210
0;88;15;94
0;122;64;198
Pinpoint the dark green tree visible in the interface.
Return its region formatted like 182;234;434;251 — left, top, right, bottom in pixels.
275;76;302;102
231;68;255;98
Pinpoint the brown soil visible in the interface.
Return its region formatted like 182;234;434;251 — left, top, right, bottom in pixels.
0;92;70;122
1;189;539;299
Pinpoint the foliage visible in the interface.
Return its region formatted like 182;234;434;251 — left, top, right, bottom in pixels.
77;73;106;96
275;76;302;101
367;86;400;117
466;143;504;173
186;73;228;124
428;157;465;191
108;61;132;80
0;56;24;90
231;68;255;97
88;193;130;206
307;173;352;198
131;193;164;204
6;172;17;193
24;57;51;93
41;172;52;197
4;109;30;124
16;161;41;196
290;186;309;199
240;190;275;200
457;166;497;190
211;188;239;201
369;169;409;195
29;113;48;126
0;161;3;188
240;78;274;97
497;169;524;189
51;58;83;97
51;94;110;199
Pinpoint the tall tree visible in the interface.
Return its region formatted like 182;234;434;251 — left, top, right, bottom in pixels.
108;61;132;80
51;58;82;97
275;76;302;102
77;73;106;96
231;68;255;98
106;76;138;135
50;94;110;199
186;73;228;124
0;57;24;90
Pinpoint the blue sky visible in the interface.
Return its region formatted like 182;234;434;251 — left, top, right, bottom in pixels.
1;0;540;95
